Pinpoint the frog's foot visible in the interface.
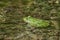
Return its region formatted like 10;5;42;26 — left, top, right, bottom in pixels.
26;24;33;29
26;24;35;31
27;24;32;27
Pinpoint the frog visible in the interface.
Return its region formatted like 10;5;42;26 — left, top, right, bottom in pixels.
23;16;50;27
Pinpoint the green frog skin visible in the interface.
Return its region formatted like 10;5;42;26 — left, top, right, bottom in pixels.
23;16;50;27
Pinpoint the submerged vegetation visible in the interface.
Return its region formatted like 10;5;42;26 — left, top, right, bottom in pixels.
0;0;60;40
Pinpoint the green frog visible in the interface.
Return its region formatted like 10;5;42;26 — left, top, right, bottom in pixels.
23;16;50;27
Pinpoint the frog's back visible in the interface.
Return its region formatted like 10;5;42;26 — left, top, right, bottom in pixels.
32;20;49;27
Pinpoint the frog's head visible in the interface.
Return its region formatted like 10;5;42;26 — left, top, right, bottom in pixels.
23;16;31;23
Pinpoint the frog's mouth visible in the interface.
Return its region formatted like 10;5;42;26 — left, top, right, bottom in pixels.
23;17;30;23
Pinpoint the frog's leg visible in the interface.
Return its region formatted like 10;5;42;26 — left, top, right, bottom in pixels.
26;24;35;31
25;24;31;31
27;23;32;27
